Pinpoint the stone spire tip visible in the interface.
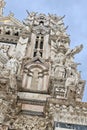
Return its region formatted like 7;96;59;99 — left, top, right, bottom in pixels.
0;0;6;16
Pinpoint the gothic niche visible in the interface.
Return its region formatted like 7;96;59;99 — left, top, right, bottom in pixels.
22;62;49;92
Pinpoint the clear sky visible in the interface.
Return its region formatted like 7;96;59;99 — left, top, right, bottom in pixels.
4;0;87;101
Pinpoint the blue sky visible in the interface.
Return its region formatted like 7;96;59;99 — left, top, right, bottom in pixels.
4;0;87;101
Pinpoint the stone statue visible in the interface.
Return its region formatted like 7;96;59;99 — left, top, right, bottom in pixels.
52;52;65;78
24;11;37;26
65;65;81;89
54;52;65;65
6;57;19;74
4;56;19;91
65;44;83;57
54;64;65;78
0;0;6;16
64;44;83;69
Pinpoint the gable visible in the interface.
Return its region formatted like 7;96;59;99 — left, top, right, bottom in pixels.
0;14;24;27
24;56;49;70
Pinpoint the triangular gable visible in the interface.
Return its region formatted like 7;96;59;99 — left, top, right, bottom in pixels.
0;14;24;27
24;57;49;70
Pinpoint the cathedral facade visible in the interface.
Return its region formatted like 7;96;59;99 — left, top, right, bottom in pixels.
0;0;87;130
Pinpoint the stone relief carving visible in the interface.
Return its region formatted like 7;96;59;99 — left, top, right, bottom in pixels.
65;66;81;90
15;36;28;61
0;36;28;78
0;39;24;128
9;115;49;130
0;42;16;64
47;103;87;126
50;42;84;99
0;91;21;125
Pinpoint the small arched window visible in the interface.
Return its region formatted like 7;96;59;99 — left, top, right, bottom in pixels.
40;41;43;49
14;31;19;36
0;29;2;34
35;40;38;49
5;30;10;35
33;34;44;57
39;21;44;25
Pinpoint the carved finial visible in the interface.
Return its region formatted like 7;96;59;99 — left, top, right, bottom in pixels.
0;0;6;16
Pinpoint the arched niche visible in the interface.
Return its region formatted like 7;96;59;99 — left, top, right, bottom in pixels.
22;61;49;92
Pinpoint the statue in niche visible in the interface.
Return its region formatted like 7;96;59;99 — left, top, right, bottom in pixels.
54;64;65;78
65;64;81;89
4;55;19;92
0;42;23;91
0;44;10;64
52;52;65;78
54;52;65;65
76;80;85;97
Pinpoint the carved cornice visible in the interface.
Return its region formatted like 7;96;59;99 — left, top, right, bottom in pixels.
8;115;49;130
18;98;46;106
0;24;30;44
45;97;87;125
18;88;49;94
47;97;87;107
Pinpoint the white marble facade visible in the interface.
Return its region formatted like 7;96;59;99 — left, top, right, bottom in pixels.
0;1;86;130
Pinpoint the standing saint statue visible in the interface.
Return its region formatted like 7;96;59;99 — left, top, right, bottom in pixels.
5;56;19;92
52;52;65;78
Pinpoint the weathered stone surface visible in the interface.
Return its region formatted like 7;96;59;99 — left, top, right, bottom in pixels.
0;1;86;130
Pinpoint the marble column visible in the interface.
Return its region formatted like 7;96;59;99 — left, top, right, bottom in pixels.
38;72;43;90
22;69;28;88
26;70;33;89
43;71;49;91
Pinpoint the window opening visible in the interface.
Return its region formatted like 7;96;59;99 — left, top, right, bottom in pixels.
33;52;37;57
39;21;44;25
5;30;10;35
40;41;43;49
0;29;1;34
35;41;38;49
33;34;44;57
14;32;19;36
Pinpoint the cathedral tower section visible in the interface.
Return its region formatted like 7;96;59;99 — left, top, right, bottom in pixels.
0;6;86;129
24;12;51;59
